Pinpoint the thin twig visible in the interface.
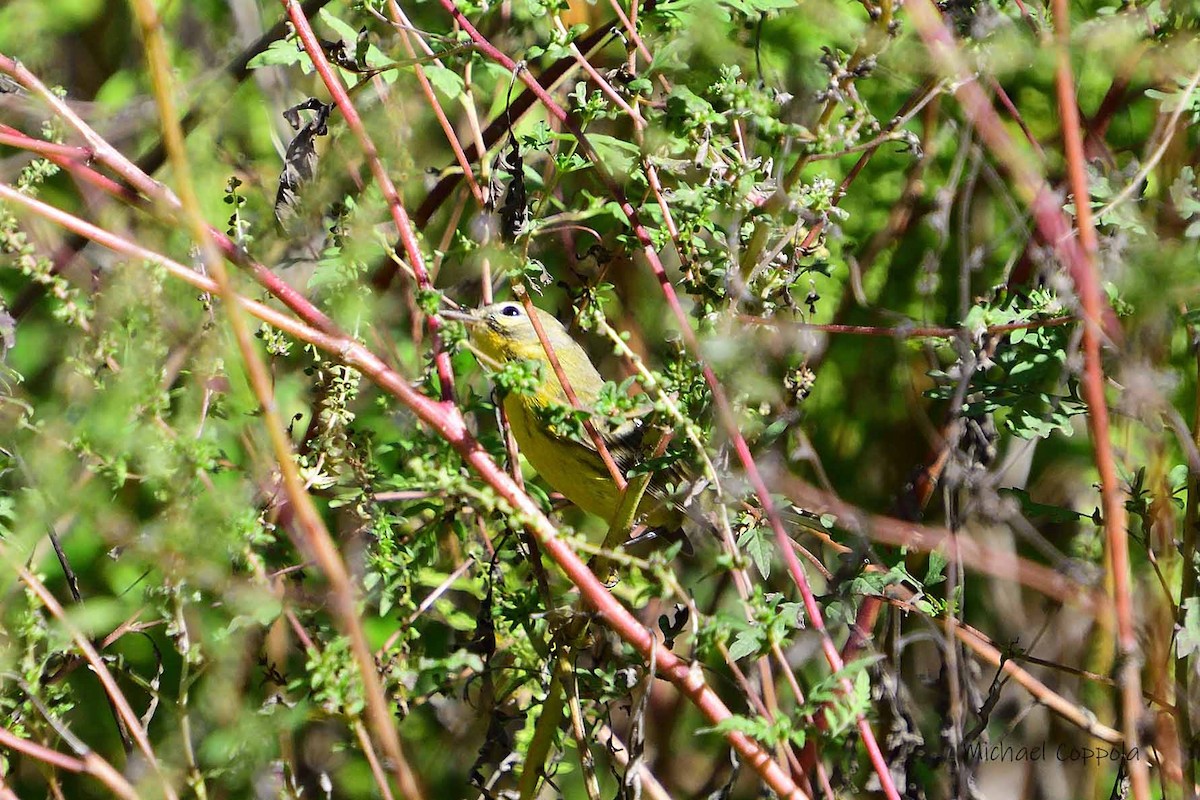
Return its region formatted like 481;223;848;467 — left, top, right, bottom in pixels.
130;3;423;797
512;287;626;488
1050;0;1149;796
738;314;1076;340
0;725;138;800
0;178;807;800
354;718;398;800
1093;64;1200;221
385;0;484;206
1178;331;1200;799
3;552;176;800
282;0;455;403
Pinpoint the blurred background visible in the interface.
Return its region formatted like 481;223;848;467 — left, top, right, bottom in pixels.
1;0;1199;797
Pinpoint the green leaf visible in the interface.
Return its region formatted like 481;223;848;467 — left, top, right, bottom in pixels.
737;525;772;579
1002;488;1084;524
586;134;641;176
246;39;303;70
923;551;948;587
423;65;464;99
319;8;359;44
728;627;764;661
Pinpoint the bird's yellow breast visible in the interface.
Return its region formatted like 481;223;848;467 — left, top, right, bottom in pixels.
503;392;680;531
467;302;680;533
503;392;623;523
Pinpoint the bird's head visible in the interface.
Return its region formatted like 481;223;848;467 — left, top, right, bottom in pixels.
443;301;574;365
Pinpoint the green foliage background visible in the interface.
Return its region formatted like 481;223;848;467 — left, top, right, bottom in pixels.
1;0;1199;797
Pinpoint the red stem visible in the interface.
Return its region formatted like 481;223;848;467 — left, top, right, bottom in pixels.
0;129;93;161
386;0;485;206
1050;1;1148;798
0;726;84;773
906;0;1146;790
515;290;627;489
432;3;901;795
281;0;457;402
0;180;808;800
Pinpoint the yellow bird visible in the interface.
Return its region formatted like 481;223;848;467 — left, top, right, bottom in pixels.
449;301;691;549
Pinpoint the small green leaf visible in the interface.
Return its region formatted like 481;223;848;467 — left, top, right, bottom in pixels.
737;525;772;579
1002;488;1084;524
424;65;464;99
319;8;359;44
728;628;764;661
247;39;303;70
924;551;947;587
587;134;641;175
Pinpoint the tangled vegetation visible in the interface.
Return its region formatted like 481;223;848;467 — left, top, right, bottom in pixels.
1;0;1200;798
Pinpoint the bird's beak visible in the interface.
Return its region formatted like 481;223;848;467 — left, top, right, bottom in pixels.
438;309;480;325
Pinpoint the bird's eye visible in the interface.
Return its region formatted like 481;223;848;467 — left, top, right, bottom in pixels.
500;305;521;317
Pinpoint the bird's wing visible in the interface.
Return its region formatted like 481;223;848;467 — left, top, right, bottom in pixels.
602;417;704;513
539;401;706;526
